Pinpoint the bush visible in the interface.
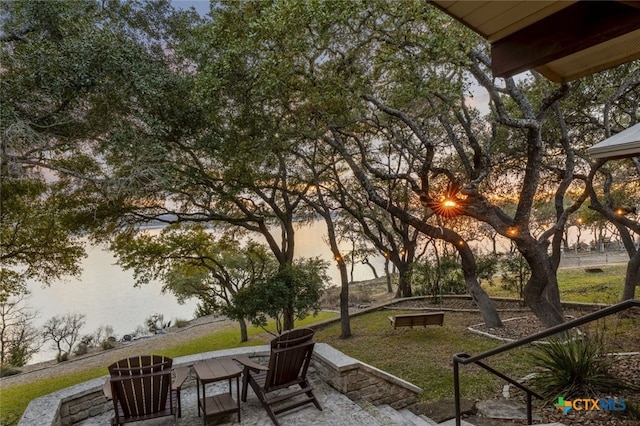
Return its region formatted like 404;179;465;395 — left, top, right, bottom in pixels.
0;366;22;377
412;256;467;298
101;339;116;350
56;352;69;363
500;254;530;298
74;334;94;356
529;332;635;399
146;314;166;334
173;318;189;328
195;302;213;318
74;343;89;356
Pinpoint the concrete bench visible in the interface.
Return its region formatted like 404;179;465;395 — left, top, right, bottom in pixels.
388;312;445;329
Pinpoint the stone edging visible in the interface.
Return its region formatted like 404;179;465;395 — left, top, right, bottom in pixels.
19;343;421;426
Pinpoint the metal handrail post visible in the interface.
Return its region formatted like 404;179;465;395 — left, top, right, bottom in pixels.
453;358;461;426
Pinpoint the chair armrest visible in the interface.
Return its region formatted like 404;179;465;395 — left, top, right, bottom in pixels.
233;355;268;372
102;378;112;400
172;366;189;390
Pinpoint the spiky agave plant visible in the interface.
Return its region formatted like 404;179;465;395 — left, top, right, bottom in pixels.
528;331;636;400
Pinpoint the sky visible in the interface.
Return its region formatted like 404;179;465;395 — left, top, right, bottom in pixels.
171;0;210;16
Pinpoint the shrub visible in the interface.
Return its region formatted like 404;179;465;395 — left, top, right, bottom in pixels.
0;366;21;377
412;255;466;298
101;339;116;350
74;343;89;356
74;334;94;355
500;254;530;300
57;352;69;363
528;332;635;399
173;318;189;328
145;314;166;334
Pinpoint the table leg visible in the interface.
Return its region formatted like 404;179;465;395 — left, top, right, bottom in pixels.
196;377;201;417
201;381;207;425
177;388;182;418
236;376;241;422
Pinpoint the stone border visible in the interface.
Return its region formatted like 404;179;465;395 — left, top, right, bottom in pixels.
466;316;533;343
19;344;421;426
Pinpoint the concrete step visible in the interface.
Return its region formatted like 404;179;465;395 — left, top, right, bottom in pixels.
355;400;395;425
319;390;402;426
399;407;438;425
437;419;476;426
535;424;566;426
377;404;423;425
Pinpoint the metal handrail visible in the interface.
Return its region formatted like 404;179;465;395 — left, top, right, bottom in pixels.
453;299;640;426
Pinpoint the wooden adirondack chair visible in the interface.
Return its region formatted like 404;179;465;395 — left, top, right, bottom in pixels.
234;328;322;425
104;355;187;425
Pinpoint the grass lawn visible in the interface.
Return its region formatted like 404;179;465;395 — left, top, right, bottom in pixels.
483;263;628;304
314;310;534;402
0;263;632;425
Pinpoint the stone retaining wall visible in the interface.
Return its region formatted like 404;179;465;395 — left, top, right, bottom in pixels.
19;343;421;425
313;344;420;409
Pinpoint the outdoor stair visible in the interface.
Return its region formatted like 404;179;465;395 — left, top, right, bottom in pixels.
377;404;430;425
355;400;473;426
436;420;475;426
399;408;439;425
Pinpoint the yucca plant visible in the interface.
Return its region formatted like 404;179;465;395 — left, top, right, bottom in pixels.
528;331;635;400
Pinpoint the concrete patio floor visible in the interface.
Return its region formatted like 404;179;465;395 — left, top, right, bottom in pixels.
23;344;443;426
77;372;428;426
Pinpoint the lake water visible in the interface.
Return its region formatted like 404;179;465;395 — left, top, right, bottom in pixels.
25;221;384;364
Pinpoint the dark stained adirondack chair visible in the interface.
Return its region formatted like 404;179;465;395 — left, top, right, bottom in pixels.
234;328;322;425
103;355;188;425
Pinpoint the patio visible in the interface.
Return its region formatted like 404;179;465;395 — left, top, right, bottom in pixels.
78;371;445;426
19;343;460;426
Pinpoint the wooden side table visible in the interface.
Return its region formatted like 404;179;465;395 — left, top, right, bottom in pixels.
193;357;242;424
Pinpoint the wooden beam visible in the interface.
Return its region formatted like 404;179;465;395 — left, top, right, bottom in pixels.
492;1;640;78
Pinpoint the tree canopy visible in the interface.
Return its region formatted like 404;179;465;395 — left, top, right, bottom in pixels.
2;0;638;332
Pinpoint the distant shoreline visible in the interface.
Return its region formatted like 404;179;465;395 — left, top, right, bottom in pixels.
1;315;235;388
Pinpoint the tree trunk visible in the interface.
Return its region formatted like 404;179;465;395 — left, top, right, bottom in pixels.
622;250;640;300
395;263;412;298
322;211;352;338
521;255;564;327
337;260;352;338
458;242;503;328
363;259;379;279
283;304;295;331
349;246;355;283
238;317;248;342
613;222;639;301
385;257;392;293
504;232;564;327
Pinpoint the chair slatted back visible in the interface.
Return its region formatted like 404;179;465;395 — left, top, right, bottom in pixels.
264;328;315;391
108;355;173;423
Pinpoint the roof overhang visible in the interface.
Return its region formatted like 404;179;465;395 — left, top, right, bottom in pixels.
588;124;640;159
430;1;640;83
